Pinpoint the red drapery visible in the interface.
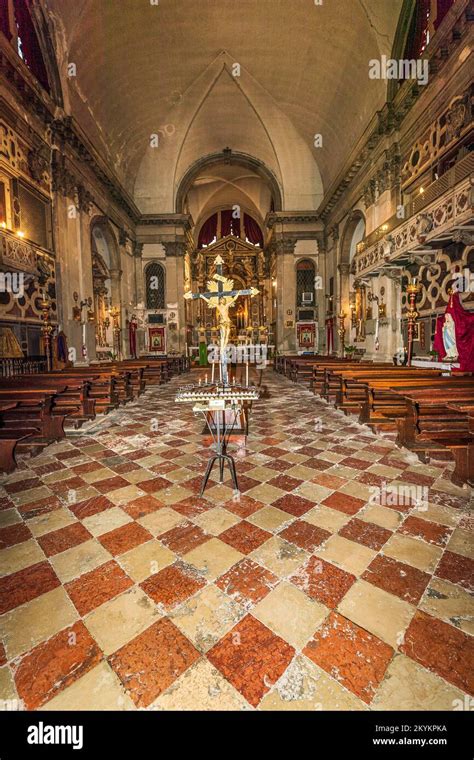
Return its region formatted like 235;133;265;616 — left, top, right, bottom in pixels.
0;3;10;39
198;213;217;248
14;0;50;91
435;0;455;30
433;292;474;372
244;213;263;246
221;209;240;238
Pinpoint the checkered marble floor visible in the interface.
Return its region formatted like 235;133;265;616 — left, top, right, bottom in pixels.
0;369;472;711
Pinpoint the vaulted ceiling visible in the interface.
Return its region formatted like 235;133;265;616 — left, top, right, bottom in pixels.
44;0;404;214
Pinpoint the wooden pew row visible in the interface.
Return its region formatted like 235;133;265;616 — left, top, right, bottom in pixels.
0;389;78;472
0;376;96;428
367;380;474;431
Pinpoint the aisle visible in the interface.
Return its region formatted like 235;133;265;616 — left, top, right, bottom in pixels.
0;369;472;710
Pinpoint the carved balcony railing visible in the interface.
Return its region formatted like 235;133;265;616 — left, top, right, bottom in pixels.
353;174;473;278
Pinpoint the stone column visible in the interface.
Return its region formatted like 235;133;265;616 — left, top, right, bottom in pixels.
164;241;186;354
275;237;297;352
337;262;351;353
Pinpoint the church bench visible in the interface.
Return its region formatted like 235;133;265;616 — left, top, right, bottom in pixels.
0;429;39;473
319;363;391;400
0;389;80;471
0;377;96;427
44;370;122;412
353;376;473;429
394;391;474;485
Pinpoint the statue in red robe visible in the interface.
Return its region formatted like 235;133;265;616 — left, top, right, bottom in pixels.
433;291;474;371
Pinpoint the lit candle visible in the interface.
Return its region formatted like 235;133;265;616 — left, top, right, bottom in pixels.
205;374;208;384
199;378;201;386
246;361;249;387
211;361;215;383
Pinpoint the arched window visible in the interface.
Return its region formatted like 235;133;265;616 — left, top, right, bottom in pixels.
145;262;165;310
1;1;50;92
296;260;316;307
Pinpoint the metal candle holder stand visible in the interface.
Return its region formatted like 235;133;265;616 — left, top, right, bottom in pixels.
175;382;259;496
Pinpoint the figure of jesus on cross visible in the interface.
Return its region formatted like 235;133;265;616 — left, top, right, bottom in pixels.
184;254;259;384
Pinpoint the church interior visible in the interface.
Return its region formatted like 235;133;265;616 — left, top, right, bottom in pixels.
0;0;473;720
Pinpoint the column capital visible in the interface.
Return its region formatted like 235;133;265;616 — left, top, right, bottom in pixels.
163;241;186;257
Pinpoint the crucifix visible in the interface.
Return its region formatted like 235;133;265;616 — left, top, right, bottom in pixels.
184;254;259;384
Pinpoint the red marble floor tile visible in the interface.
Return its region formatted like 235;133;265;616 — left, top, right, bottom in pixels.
128;448;153;462
459;514;474;531
265;459;293;473
223;495;264;518
312;473;347;490
435;551;474;593
71;461;103;475
93;448;118;459
235;475;261;493
13;621;102;710
365;444;392;455
267;474;303;492
140;563;205;608
65;560;134;615
178;475;202;493
123;495;164;519
216;558;279;606
109;618;200;707
401;610;474;696
55;449;82;461
32;461;66;476
219;521;271;555
0;643;6;666
112;462;142;474
0;561;60;614
330;445;357;456
172;496;213;517
290;556;356;609
135;476;172;494
260;447;290;458
18;495;62;519
48;476;86;495
362;554;431;605
98;522;152;556
322;492;366;516
396;471;436;487
4;477;42;494
303;458;332;472
0;496;14;511
261;437;285;446
94;476;130;494
150;461;180;475
272;493;315;517
296;446;325;457
279;520;331;552
355;472;387;488
69;495;115;520
0;522;32;549
339;518;392;551
304;611;393;704
159;522;210;555
159;448;184;460
37;522;92;557
340;457;372;471
208;614;294;707
399;515;452;547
